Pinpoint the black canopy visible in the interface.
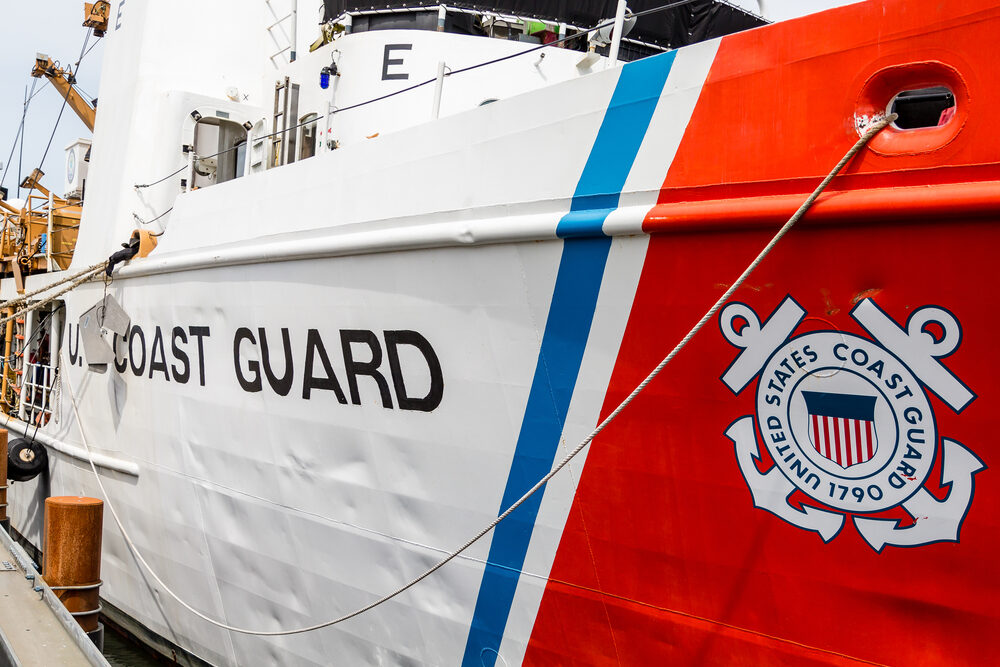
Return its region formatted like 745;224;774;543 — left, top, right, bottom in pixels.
322;1;767;49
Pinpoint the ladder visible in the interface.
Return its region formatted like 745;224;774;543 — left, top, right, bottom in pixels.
271;77;290;167
4;312;25;417
265;0;297;68
271;78;300;168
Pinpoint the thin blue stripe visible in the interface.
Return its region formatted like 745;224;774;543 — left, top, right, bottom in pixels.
462;51;676;667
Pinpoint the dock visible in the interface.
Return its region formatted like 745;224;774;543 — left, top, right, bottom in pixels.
0;528;108;667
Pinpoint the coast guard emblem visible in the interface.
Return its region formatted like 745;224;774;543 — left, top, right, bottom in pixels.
719;296;984;552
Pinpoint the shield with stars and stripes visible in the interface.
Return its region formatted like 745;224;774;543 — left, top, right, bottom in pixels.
802;391;878;468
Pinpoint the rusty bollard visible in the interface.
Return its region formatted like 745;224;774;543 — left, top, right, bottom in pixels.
44;496;104;647
0;428;7;533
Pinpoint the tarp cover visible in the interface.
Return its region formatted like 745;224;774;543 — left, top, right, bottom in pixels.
322;1;767;48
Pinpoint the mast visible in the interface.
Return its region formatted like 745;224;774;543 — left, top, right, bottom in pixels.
606;0;628;66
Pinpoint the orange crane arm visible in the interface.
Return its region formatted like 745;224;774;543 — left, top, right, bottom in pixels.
83;2;111;37
30;55;96;132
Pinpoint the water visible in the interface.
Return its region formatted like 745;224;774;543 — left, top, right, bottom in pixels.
103;626;162;666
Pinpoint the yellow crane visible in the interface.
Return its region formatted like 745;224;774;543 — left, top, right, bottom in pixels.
29;1;109;132
82;1;111;37
0;1;103;285
30;56;96;132
0;1;106;415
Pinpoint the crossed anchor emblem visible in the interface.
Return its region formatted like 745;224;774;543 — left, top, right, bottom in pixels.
720;296;984;552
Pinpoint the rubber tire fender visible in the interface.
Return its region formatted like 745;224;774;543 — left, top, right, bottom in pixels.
7;438;48;482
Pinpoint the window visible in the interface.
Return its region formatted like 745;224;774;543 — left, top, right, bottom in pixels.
234;140;247;179
192;116;249;188
299;114;319;160
17;301;62;425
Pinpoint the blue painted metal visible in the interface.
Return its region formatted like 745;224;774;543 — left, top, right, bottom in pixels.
462;50;677;667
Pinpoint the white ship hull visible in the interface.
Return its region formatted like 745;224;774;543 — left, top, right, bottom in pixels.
7;4;710;664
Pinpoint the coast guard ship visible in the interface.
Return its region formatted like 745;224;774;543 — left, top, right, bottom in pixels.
2;0;997;664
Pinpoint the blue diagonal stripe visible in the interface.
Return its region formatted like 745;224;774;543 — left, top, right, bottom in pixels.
462;51;677;667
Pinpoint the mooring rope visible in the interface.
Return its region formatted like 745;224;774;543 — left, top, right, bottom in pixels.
0;260;106;309
62;115;896;636
0;261;107;329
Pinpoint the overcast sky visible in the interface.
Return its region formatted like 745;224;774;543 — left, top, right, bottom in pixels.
0;1;104;200
0;0;858;199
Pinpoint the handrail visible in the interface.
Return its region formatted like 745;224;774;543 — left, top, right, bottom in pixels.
135;0;705;190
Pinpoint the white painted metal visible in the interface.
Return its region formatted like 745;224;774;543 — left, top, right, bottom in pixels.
0;3;721;665
607;0;628;67
17;309;36;422
3;416;139;476
431;60;446;119
20;362;54;426
265;0;295;67
289;0;298;62
63;139;91;200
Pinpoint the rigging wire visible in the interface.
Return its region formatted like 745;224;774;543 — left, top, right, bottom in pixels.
75;37;99;67
1;78;39;190
69;35;102;103
15;28;94;257
20;304;63;433
72;83;96;105
1;303;62;365
37;30;93;177
133;206;172;235
17;85;29;196
80;38;101;63
71;115;897;637
136;0;706;190
0;303;60;420
0;300;65;414
26;79;50;104
0;30;96;191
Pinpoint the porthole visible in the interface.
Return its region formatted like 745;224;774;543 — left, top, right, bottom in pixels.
856;61;967;155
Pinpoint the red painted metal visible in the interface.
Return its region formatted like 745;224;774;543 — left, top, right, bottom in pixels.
527;1;1000;663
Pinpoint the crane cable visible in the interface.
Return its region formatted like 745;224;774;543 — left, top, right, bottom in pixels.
1;24;99;191
1;79;39;190
20;28;93;206
11;28;97;261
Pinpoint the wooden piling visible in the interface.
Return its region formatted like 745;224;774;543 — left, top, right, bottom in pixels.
43;497;103;633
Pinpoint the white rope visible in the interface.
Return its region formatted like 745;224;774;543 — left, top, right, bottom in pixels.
0;264;106;330
0;260;106;314
62;115;896;637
